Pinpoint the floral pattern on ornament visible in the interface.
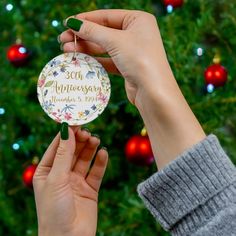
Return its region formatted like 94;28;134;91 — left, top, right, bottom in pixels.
37;52;111;125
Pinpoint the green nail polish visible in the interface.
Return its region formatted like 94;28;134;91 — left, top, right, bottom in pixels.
57;35;61;43
61;122;68;140
81;127;90;133
63;19;67;26
101;146;107;151
60;43;64;51
92;134;100;139
66;18;83;31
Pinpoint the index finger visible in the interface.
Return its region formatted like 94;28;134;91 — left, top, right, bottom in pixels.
74;9;132;29
60;9;136;44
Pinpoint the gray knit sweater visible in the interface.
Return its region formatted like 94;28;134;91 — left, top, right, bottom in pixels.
137;134;236;236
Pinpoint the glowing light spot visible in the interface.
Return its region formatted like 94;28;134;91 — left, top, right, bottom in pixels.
6;4;13;11
207;71;212;78
215;71;220;77
129;142;136;151
12;143;20;150
197;47;204;56
207;84;214;93
167;5;173;13
0;108;5;115
52;20;59;27
19;46;26;54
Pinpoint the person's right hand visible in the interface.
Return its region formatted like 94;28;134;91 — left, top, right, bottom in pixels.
59;10;173;107
59;10;206;170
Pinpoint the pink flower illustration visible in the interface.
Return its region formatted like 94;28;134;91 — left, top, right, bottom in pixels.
97;92;107;104
64;112;72;120
72;58;80;67
55;117;61;123
38;78;45;87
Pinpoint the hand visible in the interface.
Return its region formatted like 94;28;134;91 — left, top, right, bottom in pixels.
59;9;172;106
59;10;205;170
33;125;108;236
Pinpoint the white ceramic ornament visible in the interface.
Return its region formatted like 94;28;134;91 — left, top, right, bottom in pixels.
37;52;111;125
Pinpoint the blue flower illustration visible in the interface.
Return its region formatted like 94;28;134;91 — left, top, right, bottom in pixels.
86;71;95;79
49;59;56;67
100;67;107;76
49;59;61;67
44;89;48;96
43;101;54;111
84;110;90;115
91;104;96;110
60;67;66;72
61;104;76;113
53;71;59;77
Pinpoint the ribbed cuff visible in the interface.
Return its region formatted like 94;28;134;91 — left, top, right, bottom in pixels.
137;134;236;235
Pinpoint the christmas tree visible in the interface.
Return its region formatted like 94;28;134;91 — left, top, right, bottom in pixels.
0;0;236;235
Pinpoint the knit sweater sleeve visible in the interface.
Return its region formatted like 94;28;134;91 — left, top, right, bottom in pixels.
137;134;236;236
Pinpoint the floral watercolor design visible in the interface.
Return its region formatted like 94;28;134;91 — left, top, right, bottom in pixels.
61;104;76;113
64;112;72;120
97;91;108;104
38;74;47;88
37;52;111;125
86;71;96;79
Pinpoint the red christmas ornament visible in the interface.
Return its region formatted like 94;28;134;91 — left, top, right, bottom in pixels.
204;64;228;87
163;0;184;8
7;44;30;66
125;134;154;166
22;164;37;187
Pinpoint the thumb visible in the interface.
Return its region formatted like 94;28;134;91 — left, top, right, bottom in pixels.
50;122;76;176
66;17;118;50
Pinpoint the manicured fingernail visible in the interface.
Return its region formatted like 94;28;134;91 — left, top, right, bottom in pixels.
81;127;90;133
57;35;61;43
101;146;107;151
62;19;66;26
92;134;100;139
66;18;83;31
61;122;68;140
60;43;64;51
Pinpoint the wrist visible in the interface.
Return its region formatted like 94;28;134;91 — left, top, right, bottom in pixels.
135;66;177;113
134;66;206;169
134;56;176;108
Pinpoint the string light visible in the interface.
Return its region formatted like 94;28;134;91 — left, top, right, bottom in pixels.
6;3;13;11
167;5;174;13
51;20;59;27
19;46;27;54
0;108;5;115
197;47;204;56
12;143;20;150
206;84;214;93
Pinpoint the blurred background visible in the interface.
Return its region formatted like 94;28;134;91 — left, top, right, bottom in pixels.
1;0;236;235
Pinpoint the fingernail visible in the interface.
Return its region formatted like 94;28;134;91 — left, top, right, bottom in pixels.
92;134;100;139
60;43;64;51
81;127;90;133
101;146;107;151
66;18;83;31
61;122;68;140
57;35;61;43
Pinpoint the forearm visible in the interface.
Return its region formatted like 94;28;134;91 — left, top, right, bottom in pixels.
135;66;206;169
137;134;236;235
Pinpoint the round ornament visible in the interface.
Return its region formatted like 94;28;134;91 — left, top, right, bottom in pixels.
163;0;184;8
37;52;111;125
23;164;37;187
125;134;154;166
204;64;228;87
7;44;30;66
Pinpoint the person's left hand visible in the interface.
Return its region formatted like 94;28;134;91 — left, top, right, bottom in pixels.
33;125;108;236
